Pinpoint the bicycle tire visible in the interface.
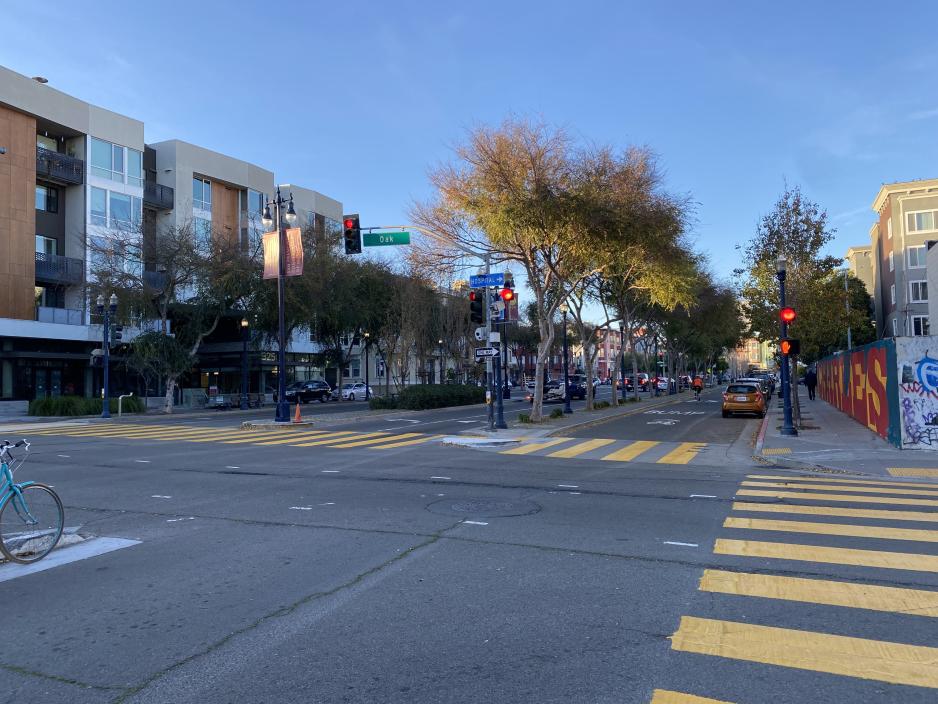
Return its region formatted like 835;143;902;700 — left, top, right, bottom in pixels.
0;483;64;564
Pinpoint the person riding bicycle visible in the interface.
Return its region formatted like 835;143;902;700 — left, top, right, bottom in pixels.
692;374;704;400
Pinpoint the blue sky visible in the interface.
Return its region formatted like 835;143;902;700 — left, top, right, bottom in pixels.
4;1;938;289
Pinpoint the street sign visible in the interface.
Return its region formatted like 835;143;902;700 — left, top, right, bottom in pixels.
362;231;411;247
475;347;499;360
469;273;504;288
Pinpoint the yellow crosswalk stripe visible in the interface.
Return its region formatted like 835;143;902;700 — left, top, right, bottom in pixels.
40;426;199;437
650;690;734;704
369;434;443;449
292;431;388;447
889;468;938;478
546;438;615;458
731;501;938;523
699;569;938;617
742;480;938;498
329;433;421;448
601;440;659;462
221;430;326;444
749;473;938;489
724;516;938;543
500;438;572;455
252;431;330;445
737;488;938;508
714;538;938;572
62;427;231;441
657;442;706;465
670;615;938;688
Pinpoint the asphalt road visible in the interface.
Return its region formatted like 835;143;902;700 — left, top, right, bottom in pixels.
3;403;938;703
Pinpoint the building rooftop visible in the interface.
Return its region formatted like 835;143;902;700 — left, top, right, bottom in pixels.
872;178;938;213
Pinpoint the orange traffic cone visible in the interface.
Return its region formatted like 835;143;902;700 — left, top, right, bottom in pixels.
293;401;302;423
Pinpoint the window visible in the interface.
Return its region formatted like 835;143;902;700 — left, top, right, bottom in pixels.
887;218;893;239
909;245;927;268
194;217;212;248
890;284;896;306
193;177;211;211
109;192;131;229
90;137;125;182
247;189;264;217
127;148;143;187
91;186;107;226
892;318;898;336
37;134;56;152
35;235;57;255
35;184;58;212
907;210;938;234
888;251;894;272
910;280;928;303
913;316;930;336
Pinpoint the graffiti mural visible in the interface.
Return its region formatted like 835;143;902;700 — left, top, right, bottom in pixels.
896;339;938;449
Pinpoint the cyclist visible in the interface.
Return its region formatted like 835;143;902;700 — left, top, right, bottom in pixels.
692;374;704;401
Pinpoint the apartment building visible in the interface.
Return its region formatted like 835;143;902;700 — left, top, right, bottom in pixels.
870;179;938;338
845;245;874;296
0;65;342;402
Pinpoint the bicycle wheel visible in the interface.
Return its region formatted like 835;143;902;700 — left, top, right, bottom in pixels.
0;484;64;563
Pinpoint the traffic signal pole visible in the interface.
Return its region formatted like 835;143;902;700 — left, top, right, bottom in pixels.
484;255;495;431
777;268;798;437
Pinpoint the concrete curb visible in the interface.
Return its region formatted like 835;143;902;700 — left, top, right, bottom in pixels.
441;436;521;448
754;408;771;454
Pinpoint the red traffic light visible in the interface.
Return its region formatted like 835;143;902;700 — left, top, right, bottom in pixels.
499;288;514;302
344;218;355;230
780;339;792;355
469;291;478;301
779;307;796;323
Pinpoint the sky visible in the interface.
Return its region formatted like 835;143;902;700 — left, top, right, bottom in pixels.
4;1;938;300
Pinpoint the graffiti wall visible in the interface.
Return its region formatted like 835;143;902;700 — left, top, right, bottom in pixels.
895;337;938;449
817;339;901;448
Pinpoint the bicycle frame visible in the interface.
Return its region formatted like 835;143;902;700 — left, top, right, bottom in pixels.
0;458;39;524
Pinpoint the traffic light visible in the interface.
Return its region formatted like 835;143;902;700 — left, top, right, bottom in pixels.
780;338;801;356
343;214;361;255
779;307;796;324
112;325;123;342
499;271;515;303
469;289;485;324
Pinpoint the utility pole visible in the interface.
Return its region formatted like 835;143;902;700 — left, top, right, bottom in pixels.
844;269;852;350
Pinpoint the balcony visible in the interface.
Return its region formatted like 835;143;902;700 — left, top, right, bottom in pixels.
35;252;84;286
36;306;84;326
35;146;83;185
143;269;168;292
144;181;174;210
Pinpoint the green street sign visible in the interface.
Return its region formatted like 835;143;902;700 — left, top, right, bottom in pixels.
362;231;411;247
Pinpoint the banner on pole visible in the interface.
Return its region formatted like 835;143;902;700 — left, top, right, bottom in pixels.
262;228;304;279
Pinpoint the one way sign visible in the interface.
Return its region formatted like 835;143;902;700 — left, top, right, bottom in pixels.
474;347;499;360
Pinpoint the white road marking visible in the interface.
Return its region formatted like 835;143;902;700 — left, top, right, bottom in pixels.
151;495;172;499
558;484;579;488
431;476;451;480
387;418;421;423
463;520;488;526
57;454;70;458
321;470;340;473
568;492;581;495
456;420;480;424
226;465;240;469
290;506;313;511
437;493;445;496
664;541;699;547
690;494;717;498
318;502;335;506
135;459;151;463
0;537;140;583
166;517;195;522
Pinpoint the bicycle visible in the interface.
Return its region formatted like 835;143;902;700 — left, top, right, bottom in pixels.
0;440;64;564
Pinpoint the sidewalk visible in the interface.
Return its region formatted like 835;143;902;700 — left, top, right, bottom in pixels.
757;390;938;479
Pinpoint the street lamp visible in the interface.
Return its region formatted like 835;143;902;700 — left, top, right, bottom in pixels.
261;187;298;422
240;317;250;410
363;332;371;401
776;254;797;436
559;302;572;414
619;321;627;401
96;293;118;418
438;338;444;385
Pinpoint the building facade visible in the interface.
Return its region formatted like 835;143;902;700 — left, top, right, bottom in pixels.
845;245;874;297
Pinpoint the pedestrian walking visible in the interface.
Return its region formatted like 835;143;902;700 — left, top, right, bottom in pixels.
805;367;817;401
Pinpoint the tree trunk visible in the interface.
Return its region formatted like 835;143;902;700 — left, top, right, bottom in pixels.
584;351;595;411
163;376;177;414
609;355;619;407
631;351;640;402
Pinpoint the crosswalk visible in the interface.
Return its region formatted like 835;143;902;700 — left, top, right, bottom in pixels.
655;472;938;702
495;437;715;466
19;423;443;452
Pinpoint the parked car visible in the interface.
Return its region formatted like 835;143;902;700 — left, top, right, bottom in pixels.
339;382;373;401
653;376;673;391
567;375;590;400
738;376;772;397
284;380;333;404
625;374;650;392
722;382;766;418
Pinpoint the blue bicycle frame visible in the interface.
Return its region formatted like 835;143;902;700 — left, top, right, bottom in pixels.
1;453;38;524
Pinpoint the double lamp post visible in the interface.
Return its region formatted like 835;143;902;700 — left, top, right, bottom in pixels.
96;293;118;419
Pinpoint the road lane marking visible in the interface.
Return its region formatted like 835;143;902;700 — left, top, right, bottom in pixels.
330;433;422;448
601;440;659;462
691;494;717;498
742;480;938;498
57;454;70;458
321;470;340;473
290;506;313;511
225;465;240;469
736;489;938;507
546;438;615;458
657;443;707;465
151;495;171;499
889;468;938;478
714;538;938;572
319;502;335;506
731;501;938;523
651;690;735;704
430;476;451;480
253;430;330;445
219;430;305;444
166;517;195;522
0;537;140;584
724;516;938;543
369;434;443;449
462;520;488;526
699;569;938;617
748;474;938;489
670;615;938;688
500;438;572;455
558;484;579;488
135;459;150;463
664;541;699;547
293;431;386;447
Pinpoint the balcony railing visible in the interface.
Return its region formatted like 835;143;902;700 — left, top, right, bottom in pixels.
35;146;83;185
144;181;174;210
143;269;168;292
35;252;84;286
36;306;84;325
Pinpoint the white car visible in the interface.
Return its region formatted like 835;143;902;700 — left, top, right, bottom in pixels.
340;382;372;401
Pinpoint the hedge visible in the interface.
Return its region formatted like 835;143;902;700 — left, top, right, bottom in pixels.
28;396;145;416
368;384;484;411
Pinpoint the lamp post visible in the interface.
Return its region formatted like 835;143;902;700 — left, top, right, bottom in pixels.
96;293;117;418
619;322;627;402
438;338;444;385
364;332;370;400
261;187;298;422
240;317;250;410
653;334;660;397
777;254;798;436
560;302;572;414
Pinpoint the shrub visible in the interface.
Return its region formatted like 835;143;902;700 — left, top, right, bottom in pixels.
368;395;398;410
28;396;144;416
549;408;564;419
518;412;532;423
594;400;610;409
396;384;484;411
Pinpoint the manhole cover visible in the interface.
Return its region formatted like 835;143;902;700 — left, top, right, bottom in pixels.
427;497;541;518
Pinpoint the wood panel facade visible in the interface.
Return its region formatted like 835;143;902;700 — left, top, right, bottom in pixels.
0;104;37;320
211;181;240;247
